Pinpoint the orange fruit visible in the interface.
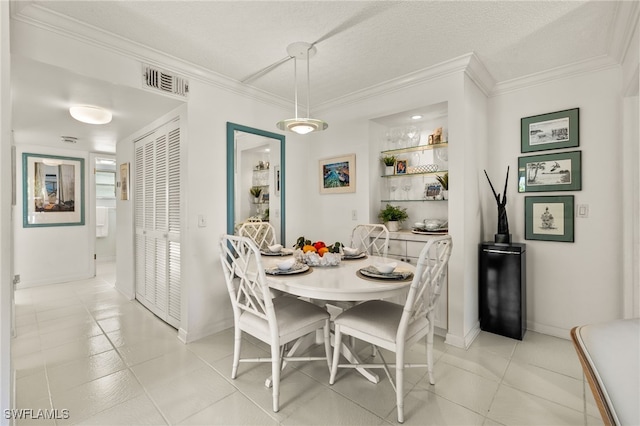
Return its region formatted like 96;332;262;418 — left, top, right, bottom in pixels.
303;245;317;253
318;247;329;257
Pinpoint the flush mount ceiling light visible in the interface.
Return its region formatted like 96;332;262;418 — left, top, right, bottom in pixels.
69;105;112;125
411;115;423;120
276;42;328;135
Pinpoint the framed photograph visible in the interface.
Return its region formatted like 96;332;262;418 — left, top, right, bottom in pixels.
395;159;407;175
521;108;579;153
273;165;281;196
518;151;581;193
119;162;130;201
525;195;574;242
319;154;356;194
22;153;85;227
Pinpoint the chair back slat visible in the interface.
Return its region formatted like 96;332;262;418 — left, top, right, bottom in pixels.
220;234;274;322
238;222;277;251
398;235;452;339
350;224;389;257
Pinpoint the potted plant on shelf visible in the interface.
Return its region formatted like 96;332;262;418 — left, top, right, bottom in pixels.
249;186;262;203
436;172;448;200
380;155;397;176
378;204;408;232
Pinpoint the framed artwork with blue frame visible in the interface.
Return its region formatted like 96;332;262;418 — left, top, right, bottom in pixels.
23;153;85;227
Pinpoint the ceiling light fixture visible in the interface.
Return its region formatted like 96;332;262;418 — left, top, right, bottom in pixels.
69;105;112;125
276;42;328;135
411;115;423;120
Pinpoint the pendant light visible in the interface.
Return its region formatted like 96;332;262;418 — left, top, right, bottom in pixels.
276;42;328;135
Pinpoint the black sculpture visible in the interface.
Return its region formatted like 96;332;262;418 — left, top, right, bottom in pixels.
484;166;511;244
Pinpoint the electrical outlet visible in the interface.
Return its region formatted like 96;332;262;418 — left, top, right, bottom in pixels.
13;274;20;284
352;210;357;221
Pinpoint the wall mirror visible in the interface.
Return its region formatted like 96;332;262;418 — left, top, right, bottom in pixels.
226;122;286;243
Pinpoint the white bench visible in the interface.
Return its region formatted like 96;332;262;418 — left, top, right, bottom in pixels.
571;318;639;425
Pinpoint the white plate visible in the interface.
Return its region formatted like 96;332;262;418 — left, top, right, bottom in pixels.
412;229;448;235
358;266;413;280
261;248;293;256
265;262;309;275
342;252;367;260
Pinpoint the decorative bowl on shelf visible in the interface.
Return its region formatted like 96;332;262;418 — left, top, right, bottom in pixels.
423;219;447;231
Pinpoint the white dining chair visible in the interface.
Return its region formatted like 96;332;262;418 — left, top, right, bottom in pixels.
329;235;452;423
219;234;332;412
350;224;389;257
238;221;277;251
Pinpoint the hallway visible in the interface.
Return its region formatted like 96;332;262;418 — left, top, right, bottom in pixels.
11;262;601;425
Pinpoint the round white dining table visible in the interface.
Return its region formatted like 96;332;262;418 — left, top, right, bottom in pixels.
262;254;415;301
261;254;415;385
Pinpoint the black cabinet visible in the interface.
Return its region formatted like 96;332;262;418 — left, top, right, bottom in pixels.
479;243;526;340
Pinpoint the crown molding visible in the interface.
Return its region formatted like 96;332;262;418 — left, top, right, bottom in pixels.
609;0;640;65
11;2;631;113
316;53;494;113
491;55;620;97
11;3;292;111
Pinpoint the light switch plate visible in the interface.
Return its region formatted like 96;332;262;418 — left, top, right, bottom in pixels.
577;204;589;218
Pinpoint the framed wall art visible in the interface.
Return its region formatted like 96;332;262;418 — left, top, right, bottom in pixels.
525;195;574;242
119;162;130;201
22;153;85;227
319;154;356;194
521;108;579;153
518;151;581;193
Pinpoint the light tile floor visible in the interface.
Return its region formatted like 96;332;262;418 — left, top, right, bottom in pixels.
11;262;602;425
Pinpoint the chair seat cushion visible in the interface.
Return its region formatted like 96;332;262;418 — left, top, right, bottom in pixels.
334;300;428;343
240;296;329;341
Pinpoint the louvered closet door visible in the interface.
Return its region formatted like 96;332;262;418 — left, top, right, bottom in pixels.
134;119;181;328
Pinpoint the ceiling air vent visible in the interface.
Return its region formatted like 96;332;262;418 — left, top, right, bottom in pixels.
143;65;189;98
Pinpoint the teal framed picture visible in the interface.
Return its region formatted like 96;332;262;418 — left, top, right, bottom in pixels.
525;195;574;242
517;151;581;193
22;153;85;227
521;108;579;153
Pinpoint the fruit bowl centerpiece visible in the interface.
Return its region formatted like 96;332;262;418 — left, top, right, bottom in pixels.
293;236;342;267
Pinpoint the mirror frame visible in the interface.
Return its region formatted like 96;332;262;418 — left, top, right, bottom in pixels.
226;122;286;243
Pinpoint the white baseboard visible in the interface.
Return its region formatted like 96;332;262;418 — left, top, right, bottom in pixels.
445;321;481;349
16;272;93;289
178;319;234;344
527;321;571;340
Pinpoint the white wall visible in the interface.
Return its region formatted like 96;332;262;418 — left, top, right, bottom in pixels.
488;67;624;337
0;1;12;421
13;146;92;287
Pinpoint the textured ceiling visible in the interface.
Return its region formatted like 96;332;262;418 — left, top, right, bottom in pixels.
10;1;632;151
22;0;620;105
